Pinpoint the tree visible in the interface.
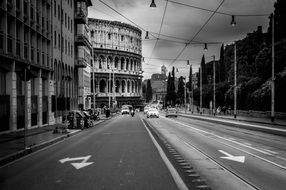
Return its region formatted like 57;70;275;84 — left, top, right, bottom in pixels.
201;55;208;85
166;72;172;104
267;0;286;43
188;65;192;92
146;79;152;103
176;76;185;105
142;83;147;100
219;44;225;82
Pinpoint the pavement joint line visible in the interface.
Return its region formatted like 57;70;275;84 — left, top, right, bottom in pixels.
141;118;188;190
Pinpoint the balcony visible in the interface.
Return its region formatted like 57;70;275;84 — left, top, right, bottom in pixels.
74;7;87;24
75;57;88;68
75;26;92;49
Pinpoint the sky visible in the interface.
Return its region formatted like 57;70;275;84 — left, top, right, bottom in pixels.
88;0;275;79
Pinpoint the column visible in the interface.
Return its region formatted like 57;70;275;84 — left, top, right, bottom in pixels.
35;69;43;126
7;61;17;131
48;71;55;124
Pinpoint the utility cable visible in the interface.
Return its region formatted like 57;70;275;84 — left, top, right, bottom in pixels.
147;0;169;64
168;0;225;68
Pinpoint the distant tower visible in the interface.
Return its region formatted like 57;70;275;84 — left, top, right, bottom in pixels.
161;65;167;76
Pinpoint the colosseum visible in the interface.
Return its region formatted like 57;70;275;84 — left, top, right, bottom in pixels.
88;18;143;108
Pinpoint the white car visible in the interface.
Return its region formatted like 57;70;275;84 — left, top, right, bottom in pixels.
147;108;159;118
121;107;130;115
144;107;150;114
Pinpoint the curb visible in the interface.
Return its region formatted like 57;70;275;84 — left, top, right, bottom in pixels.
179;113;286;137
0;119;106;167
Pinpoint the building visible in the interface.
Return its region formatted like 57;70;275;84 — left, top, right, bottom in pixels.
150;65;167;103
0;0;93;133
0;0;53;132
74;0;93;110
88;18;143;108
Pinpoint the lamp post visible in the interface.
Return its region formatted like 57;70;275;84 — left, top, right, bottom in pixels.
213;55;216;116
200;64;202;114
184;77;187;113
234;42;237;119
271;13;275;122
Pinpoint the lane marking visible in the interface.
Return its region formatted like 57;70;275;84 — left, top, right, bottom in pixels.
141;119;188;190
166;118;273;155
219;150;245;163
165;118;286;170
177;138;260;190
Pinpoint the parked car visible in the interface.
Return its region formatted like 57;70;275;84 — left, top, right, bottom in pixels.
67;110;84;129
165;108;178;118
147;108;159;118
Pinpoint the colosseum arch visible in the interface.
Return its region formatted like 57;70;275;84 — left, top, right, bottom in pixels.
126;58;129;71
107;56;112;69
115;80;120;93
121;57;125;71
122;80;126;93
99;79;106;93
135;81;138;93
99;55;105;69
114;57;119;69
127;80;130;93
131;81;134;93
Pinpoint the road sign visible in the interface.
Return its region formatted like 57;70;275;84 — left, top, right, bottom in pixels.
59;155;94;169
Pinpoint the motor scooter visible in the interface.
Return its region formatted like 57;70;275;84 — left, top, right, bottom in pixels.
131;110;135;117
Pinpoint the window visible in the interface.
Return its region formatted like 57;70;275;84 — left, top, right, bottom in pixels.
71;45;73;57
68;16;70;30
65;13;67;27
54;31;56;46
54;0;56;17
0;71;6;95
71;20;73;32
58;34;60;49
91;30;94;38
58;5;60;20
121;35;124;41
108;33;111;40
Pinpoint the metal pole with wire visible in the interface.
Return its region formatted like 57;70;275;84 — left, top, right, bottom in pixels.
271;13;275;122
213;55;216;116
234;42;237;119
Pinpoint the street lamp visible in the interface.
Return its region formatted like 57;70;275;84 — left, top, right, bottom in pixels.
234;41;237;119
271;13;275;122
231;15;236;27
150;0;156;8
204;43;208;51
213;55;216;116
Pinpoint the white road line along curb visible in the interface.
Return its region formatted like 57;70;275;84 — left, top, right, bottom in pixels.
141;119;188;190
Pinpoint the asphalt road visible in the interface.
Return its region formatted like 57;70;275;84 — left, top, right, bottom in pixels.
144;113;286;190
0;114;179;190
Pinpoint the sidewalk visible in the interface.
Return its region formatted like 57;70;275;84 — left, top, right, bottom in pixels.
178;110;286;136
0;116;107;167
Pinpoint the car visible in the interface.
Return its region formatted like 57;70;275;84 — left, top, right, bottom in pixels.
121;107;130;115
165;108;178;118
144;106;150;114
147;108;159;118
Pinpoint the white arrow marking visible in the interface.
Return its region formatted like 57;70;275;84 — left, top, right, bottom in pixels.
219;150;245;163
59;155;94;169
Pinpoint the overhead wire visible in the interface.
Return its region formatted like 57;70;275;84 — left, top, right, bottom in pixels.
168;0;225;68
147;0;169;64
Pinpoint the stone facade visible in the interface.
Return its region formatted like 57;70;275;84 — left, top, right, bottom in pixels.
88;18;143;108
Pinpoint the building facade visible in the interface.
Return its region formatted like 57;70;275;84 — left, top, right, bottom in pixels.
150;65;167;103
88;18;143;108
0;0;93;133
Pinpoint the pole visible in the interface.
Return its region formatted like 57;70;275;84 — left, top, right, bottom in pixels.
271;13;275;122
24;68;27;148
200;65;202;114
92;58;96;113
184;77;186;113
108;63;111;108
234;42;237;119
213;55;216;116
